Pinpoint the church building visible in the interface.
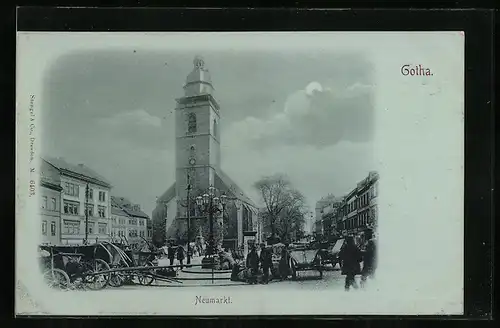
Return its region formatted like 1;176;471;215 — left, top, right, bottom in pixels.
152;56;262;252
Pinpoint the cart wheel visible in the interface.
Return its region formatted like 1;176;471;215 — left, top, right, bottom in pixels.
83;259;111;290
138;261;155;286
43;268;70;290
109;272;125;287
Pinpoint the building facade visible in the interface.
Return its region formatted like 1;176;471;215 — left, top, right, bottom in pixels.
314;194;337;237
44;157;112;245
316;171;379;241
40;159;63;245
111;196;151;245
337;171;379;238
110;206;128;241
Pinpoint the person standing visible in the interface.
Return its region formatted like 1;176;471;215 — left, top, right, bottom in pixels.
177;245;185;269
339;236;362;291
361;230;377;287
167;244;176;266
259;243;273;284
246;245;259;284
279;244;291;280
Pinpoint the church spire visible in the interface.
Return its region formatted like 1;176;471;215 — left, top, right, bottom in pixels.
184;55;214;97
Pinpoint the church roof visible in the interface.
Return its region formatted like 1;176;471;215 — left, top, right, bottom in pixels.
157;183;176;204
215;170;258;210
156;171;258;212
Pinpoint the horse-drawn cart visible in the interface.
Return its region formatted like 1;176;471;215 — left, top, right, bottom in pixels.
39;243;111;290
102;240;162;287
289;247;324;280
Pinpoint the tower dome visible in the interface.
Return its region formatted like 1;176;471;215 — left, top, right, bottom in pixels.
184;55;214;97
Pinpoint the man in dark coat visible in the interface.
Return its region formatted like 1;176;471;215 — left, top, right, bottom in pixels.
246;245;259;284
177;245;185;269
339;236;362;291
259;243;273;284
361;230;377;287
167;244;176;266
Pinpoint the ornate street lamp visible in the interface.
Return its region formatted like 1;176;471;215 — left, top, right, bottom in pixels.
196;186;230;283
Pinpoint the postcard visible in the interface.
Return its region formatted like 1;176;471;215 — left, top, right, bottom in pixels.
16;31;464;315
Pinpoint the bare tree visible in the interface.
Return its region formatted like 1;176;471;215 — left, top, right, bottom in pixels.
254;174;307;243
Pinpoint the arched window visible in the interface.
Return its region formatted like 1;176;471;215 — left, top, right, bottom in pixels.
213;119;218;138
188;113;197;133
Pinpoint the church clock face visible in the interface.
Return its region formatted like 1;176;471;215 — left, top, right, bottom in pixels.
189;158;196;166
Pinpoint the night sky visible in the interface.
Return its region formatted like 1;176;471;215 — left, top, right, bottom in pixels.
41;49;375;226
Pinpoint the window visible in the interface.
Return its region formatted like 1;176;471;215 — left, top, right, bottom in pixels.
63;220;80;235
98;191;106;202
64;182;80;197
85;205;94;217
98;206;106;218
88;223;94;234
41;196;47;209
63;201;80;215
98;223;107;234
187;113;197;133
50;198;56;211
88;188;94;200
51;221;56;236
139;220;144;226
42;221;47;235
213;119;217;138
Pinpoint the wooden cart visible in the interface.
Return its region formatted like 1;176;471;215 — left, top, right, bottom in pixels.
289;247;324;280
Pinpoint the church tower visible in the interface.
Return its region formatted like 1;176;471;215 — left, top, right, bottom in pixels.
175;56;221;218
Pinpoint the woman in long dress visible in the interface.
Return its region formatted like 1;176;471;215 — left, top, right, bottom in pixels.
279;245;291;280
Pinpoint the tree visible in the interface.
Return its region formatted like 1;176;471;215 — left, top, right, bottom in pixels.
254;174;308;244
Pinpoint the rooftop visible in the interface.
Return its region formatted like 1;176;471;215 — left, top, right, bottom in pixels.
111;196;150;219
43;157;112;188
111;206;128;217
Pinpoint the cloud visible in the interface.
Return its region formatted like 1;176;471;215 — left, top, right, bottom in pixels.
98;109;162;128
224;81;375;150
